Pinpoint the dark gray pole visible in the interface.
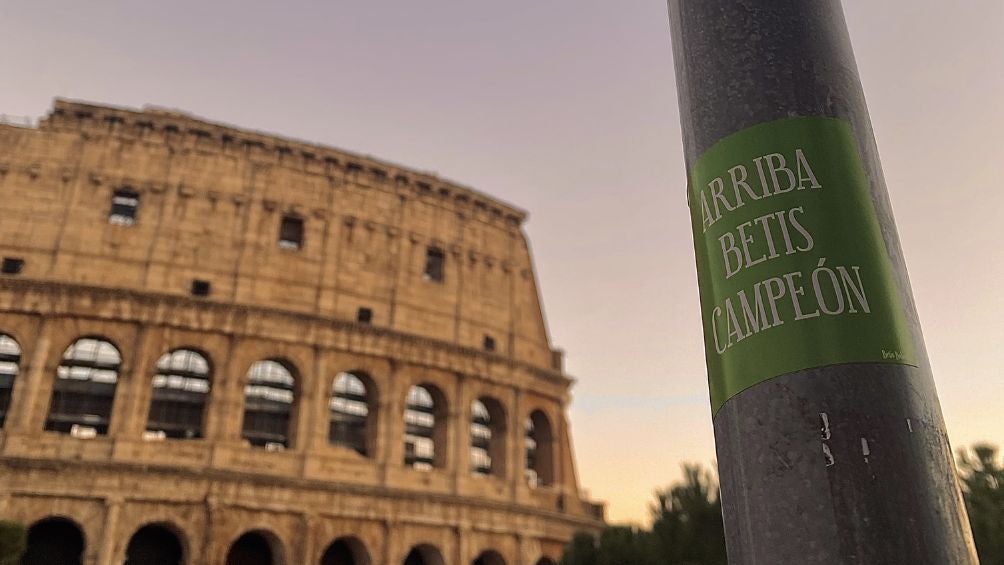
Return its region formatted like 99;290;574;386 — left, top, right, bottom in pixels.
667;2;977;563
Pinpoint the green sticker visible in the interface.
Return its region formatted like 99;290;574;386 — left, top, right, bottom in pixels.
689;117;916;414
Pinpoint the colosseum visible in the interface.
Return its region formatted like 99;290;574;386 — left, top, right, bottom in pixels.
0;99;604;565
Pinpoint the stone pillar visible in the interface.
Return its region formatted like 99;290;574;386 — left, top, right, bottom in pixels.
508;387;525;500
292;347;322;454
381;519;395;564
380;362;406;482
204;336;242;443
450;373;471;488
300;513;318;565
96;496;123;565
455;525;470;565
6;318;53;434
109;325;158;439
304;348;332;452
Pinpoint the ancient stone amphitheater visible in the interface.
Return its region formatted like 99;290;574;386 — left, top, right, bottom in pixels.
0;100;603;565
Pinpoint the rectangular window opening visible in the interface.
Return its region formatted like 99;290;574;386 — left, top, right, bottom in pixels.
191;279;211;297
424;247;445;283
357;307;373;324
483;335;496;352
278;215;305;250
108;188;140;226
1;257;24;275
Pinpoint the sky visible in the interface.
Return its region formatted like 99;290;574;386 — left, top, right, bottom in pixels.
1;0;1002;524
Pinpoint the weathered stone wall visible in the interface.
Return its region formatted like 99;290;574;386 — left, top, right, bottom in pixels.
0;101;602;565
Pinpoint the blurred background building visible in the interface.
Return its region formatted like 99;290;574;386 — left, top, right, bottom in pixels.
0;99;603;565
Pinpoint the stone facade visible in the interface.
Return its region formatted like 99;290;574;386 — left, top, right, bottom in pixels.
0;100;603;565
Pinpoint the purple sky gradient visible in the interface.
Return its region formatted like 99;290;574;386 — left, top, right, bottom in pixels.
2;0;1001;523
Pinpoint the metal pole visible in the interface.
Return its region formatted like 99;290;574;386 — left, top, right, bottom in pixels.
667;2;977;563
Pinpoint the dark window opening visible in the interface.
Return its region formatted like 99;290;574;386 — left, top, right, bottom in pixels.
1;257;24;275
45;337;122;437
278;215;304;250
357;307;373;324
191;279;211;297
483;335;496;352
329;372;370;456
146;349;211;440
0;334;22;428
242;360;296;450
424;247;445;283
109;188;140;226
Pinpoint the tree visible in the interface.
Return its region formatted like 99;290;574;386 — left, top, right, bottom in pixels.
649;464;726;565
958;443;1004;565
0;521;26;565
561;532;598;565
596;526;657;565
562;463;726;565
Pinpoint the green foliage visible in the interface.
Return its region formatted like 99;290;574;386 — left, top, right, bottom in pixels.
561;532;598;565
562;463;726;565
0;520;27;565
649;464;726;565
958;444;1004;565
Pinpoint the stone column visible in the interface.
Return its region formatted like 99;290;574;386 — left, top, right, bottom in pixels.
300;513;318;565
96;496;123;565
380;362;406;482
204;336;242;443
508;387;524;500
6;318;53;434
450;373;471;489
292;347;322;454
455;525;470;565
304;347;332;452
109;325;158;439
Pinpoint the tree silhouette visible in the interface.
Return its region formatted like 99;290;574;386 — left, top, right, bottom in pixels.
958;444;1004;564
562;463;725;565
0;521;26;565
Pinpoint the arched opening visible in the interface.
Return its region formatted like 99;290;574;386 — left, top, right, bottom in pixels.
124;523;185;565
242;359;297;450
45;337;121;436
526;410;555;487
225;531;282;565
21;517;85;565
320;536;371;565
146;349;211;440
329;372;373;456
404;384;447;470
473;549;506;565
470;397;507;477
0;333;22;428
535;558;558;565
403;544;445;565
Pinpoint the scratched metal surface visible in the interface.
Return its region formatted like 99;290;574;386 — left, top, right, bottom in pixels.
667;1;977;563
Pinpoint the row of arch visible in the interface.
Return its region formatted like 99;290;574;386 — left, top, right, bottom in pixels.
0;334;556;484
19;516;560;565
